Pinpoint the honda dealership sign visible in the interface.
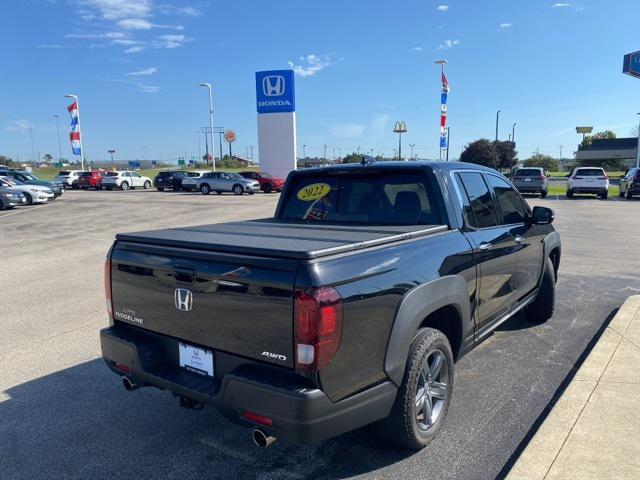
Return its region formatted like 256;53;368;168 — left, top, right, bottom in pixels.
256;70;295;113
255;69;297;178
623;51;640;79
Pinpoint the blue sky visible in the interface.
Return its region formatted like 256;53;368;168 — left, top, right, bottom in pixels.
1;0;639;163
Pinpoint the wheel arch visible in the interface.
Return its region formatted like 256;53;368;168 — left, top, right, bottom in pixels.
543;231;561;282
385;275;469;387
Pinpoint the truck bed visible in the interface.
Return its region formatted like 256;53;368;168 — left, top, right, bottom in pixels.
116;219;448;260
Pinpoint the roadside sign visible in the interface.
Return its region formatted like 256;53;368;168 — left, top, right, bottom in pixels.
623;51;640;79
255;69;295;114
178;159;185;166
576;126;593;134
151;160;157;166
128;160;141;169
224;130;236;143
55;162;63;168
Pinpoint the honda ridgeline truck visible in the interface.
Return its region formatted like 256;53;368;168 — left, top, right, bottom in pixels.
100;162;561;449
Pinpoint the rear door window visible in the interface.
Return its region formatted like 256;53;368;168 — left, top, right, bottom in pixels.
485;174;526;225
456;172;498;229
575;168;604;177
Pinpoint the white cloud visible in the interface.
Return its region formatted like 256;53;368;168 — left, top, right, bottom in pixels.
438;39;460;50
158;5;201;17
552;3;571;7
125;67;157;76
412;46;425;52
155;34;191;48
7;120;34;132
499;22;512;29
287;54;333;77
79;0;152;20
66;31;126;39
124;45;145;53
436;5;449;11
36;44;69;49
329;124;366;139
138;84;162;93
117;18;184;30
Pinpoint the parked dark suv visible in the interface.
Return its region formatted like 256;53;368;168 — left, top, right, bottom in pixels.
512;167;548;197
619;167;640;199
154;171;191;191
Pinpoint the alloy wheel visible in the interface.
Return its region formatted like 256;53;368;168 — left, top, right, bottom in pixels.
415;350;449;431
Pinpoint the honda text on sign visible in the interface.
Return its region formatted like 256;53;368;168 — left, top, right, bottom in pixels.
255;69;295;114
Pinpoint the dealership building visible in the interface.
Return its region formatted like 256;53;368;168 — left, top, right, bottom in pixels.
575;137;639;168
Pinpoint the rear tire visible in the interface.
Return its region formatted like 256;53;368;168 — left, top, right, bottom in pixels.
157;187;164;192
619;188;625;198
200;184;211;195
143;181;151;190
233;184;243;195
566;189;574;198
600;190;608;199
626;189;633;199
120;182;129;191
376;328;454;450
526;257;556;323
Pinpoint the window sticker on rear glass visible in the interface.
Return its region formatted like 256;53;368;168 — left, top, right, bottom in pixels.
296;182;331;201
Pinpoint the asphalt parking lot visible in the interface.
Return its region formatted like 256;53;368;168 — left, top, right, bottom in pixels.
2;190;640;480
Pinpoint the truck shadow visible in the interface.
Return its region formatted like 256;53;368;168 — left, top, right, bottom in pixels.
1;359;414;480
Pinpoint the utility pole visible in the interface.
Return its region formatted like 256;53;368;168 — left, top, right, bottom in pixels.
302;144;306;158
636;113;640;168
512;122;516;145
495;110;501;142
332;147;336;160
409;144;415;159
54;115;62;163
249;145;254;161
27;128;35;165
323;144;327;160
559;145;563;160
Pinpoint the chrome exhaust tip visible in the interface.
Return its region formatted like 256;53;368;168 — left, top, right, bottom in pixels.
122;376;139;391
251;429;276;448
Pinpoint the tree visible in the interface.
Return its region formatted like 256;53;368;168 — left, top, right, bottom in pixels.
494;141;518;170
522;153;559;172
460;139;498;168
342;152;364;164
43;154;53;163
578;130;616;151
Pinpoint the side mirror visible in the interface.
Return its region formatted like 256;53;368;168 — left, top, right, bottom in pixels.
530;206;554;225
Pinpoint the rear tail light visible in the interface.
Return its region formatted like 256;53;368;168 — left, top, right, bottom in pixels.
294;287;343;372
104;259;113;321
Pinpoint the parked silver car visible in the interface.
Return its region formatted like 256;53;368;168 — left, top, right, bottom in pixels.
182;172;260;195
512;167;549;198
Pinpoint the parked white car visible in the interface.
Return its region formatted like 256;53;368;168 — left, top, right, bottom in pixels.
567;167;609;199
0;176;54;204
102;171;152;191
54;170;85;189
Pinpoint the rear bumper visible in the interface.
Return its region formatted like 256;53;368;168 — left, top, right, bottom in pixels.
100;325;397;444
571;186;607;194
514;184;546;193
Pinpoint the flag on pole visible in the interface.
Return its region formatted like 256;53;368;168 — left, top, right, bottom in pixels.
439;72;449;150
67;102;81;156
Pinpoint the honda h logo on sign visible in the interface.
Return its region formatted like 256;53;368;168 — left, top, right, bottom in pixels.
255;70;295;114
263;75;285;97
174;288;193;312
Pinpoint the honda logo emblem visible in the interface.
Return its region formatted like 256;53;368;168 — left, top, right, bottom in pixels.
174;288;193;312
262;75;285;97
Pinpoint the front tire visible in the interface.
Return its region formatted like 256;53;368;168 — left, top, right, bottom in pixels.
526;257;556;323
376;328;454;449
263;183;272;194
232;184;243;195
25;193;33;205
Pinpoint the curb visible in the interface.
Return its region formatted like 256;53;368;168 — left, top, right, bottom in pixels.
505;295;640;480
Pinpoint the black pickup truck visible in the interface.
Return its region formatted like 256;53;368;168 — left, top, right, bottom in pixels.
100;161;561;449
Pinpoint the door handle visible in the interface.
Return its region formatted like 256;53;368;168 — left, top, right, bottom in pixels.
515;236;524;243
478;242;492;251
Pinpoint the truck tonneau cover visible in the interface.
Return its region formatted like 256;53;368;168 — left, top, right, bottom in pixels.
116;219;447;260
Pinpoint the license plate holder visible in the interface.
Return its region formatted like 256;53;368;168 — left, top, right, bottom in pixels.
178;342;214;377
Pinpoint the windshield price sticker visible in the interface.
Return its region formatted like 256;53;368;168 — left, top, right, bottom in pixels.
297;183;331;201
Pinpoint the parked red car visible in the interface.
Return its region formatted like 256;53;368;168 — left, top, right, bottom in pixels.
239;171;285;193
78;170;107;189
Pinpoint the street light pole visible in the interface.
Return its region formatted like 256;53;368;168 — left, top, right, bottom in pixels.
54;115;62;163
64;94;85;170
495;110;501;142
199;83;216;171
409;144;415;159
512;122;516;145
27;128;35;165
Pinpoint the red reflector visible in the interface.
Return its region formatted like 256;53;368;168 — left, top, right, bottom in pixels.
243;411;273;427
114;363;130;374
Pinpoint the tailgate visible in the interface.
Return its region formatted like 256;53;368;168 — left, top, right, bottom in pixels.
110;241;297;368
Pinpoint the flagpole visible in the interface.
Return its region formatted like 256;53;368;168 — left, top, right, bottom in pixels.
65;94;85;170
435;60;448;161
